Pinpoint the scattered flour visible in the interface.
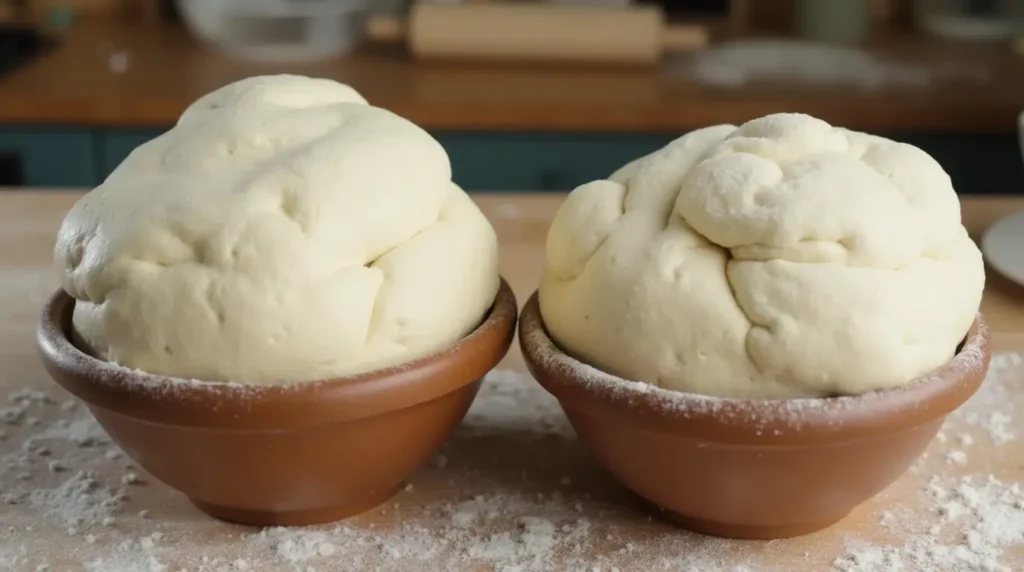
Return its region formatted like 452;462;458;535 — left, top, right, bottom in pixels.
955;353;1020;445
267;528;338;562
85;547;167;572
244;492;760;572
0;347;1020;571
835;475;1024;572
463;369;568;435
831;351;1023;572
28;470;124;526
681;40;990;90
945;450;968;466
0;545;29;569
1;389;129;529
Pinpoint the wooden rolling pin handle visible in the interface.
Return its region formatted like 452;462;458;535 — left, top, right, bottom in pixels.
366;15;408;43
364;10;710;61
662;25;710;53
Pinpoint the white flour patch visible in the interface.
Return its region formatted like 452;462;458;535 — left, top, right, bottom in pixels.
679;39;989;91
0;544;29;569
1;386;128;530
28;470;124;526
245;493;594;570
945;450;968;466
832;351;1023;571
242;491;761;572
83;538;168;572
954;352;1020;445
265;528;338;562
462;369;569;435
835;475;1024;572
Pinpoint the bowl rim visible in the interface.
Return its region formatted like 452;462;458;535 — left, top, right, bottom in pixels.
519;292;990;445
37;280;518;430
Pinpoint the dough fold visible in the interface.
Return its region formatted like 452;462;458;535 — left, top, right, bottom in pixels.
539;113;983;398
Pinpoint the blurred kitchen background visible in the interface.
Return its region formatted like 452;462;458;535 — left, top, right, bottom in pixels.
0;0;1021;193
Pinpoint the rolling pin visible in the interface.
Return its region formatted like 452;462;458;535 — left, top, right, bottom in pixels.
367;3;710;65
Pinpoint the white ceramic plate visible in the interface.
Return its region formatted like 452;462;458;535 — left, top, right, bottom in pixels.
990;111;1024;284
982;209;1024;287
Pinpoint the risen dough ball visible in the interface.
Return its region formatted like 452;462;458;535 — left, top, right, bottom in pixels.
55;75;499;384
539;113;983;399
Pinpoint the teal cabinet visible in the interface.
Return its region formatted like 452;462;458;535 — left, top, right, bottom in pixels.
99;129;166;180
884;132;1023;195
0;127;97;187
437;132;675;191
3;126;1021;195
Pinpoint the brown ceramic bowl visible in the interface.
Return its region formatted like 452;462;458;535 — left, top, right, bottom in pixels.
37;280;517;526
519;293;990;540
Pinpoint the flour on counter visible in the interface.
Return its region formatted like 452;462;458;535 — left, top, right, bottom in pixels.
836;475;1024;572
945;450;968;466
0;545;28;570
243;491;758;572
1;351;1021;571
246;493;593;570
955;352;1020;445
832;352;1023;572
28;470;124;527
462;369;569;435
267;528;338;562
1;391;130;529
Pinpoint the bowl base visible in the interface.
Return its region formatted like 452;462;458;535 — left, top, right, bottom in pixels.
660;509;846;539
190;485;401;527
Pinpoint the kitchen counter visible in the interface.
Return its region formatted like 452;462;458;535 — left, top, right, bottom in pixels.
0;20;1022;133
0;191;1022;571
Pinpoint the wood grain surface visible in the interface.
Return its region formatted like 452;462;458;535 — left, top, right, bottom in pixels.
0;20;1021;132
0;191;1021;571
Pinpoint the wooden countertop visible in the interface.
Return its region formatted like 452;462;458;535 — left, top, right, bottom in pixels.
1;191;1022;571
0;20;1022;133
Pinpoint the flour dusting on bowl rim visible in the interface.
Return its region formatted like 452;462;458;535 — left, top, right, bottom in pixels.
38;282;518;430
39;282;517;400
522;304;989;435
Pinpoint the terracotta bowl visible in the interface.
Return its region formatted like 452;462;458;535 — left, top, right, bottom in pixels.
37;280;517;526
519;293;990;540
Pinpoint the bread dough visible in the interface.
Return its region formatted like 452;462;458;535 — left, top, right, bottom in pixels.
55;75;500;384
539;113;984;399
